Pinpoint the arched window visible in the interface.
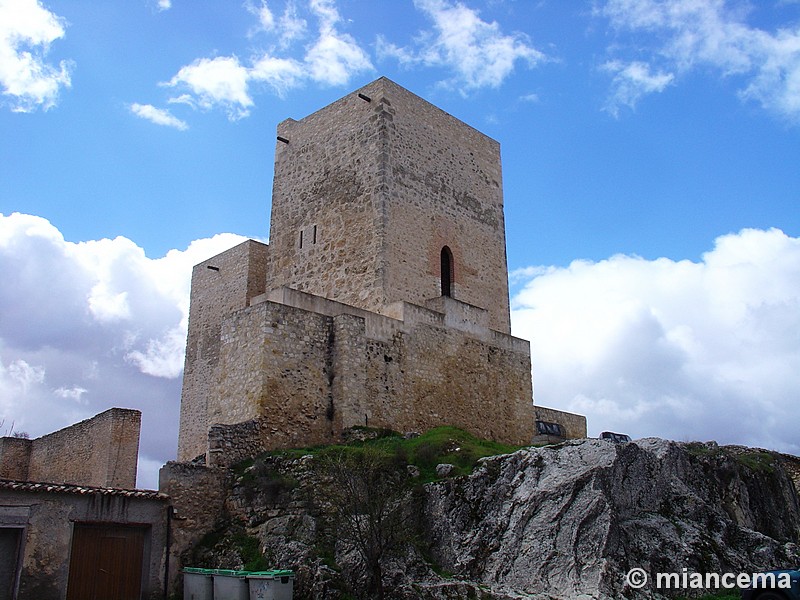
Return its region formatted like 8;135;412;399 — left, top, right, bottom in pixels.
440;246;454;297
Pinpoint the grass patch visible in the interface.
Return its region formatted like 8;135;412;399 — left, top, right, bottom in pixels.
236;426;522;482
735;450;775;473
684;442;723;458
232;532;270;571
190;524;270;571
684;443;776;474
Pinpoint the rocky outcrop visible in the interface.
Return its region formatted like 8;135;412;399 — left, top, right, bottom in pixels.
424;438;799;598
183;438;800;599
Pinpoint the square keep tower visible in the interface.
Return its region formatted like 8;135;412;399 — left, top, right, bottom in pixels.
268;77;512;334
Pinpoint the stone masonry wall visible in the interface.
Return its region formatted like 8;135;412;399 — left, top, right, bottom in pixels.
210;300;340;452
268;81;386;312
379;79;512;334
159;461;229;594
205;293;533;466
267;78;512;334
0;436;31;480
0;408;141;488
178;240;269;461
360;324;532;442
534;406;588;440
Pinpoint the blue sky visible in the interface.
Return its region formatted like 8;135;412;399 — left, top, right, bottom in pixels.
1;0;799;489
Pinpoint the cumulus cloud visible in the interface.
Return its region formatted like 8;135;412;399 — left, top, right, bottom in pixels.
246;0;275;33
277;2;308;47
0;0;73;112
129;103;188;130
165;56;253;120
511;228;800;455
4;210;799;486
159;0;371;121
0;212;247;488
249;55;305;96
378;0;545;92
304;0;372;86
596;0;800;120
601;60;675;115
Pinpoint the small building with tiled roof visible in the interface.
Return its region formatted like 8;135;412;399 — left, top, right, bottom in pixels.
0;411;170;600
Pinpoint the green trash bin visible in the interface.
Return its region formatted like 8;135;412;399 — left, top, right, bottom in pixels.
246;570;295;600
212;569;249;600
183;568;213;600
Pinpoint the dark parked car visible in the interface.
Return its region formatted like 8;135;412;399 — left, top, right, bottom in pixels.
599;431;631;443
741;569;800;599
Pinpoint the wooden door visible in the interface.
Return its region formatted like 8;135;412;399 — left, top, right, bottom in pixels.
66;524;146;600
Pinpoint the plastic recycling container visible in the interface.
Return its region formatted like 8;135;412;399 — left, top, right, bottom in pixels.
212;569;249;600
183;568;213;600
246;570;295;600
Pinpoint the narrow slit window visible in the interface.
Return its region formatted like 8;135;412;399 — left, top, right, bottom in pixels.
441;246;453;297
313;225;317;244
299;230;303;249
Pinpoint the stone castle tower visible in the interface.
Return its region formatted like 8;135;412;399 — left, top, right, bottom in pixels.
177;77;584;464
267;78;511;334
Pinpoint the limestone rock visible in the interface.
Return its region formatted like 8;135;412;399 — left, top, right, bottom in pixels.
424;438;800;599
435;463;456;478
196;438;800;599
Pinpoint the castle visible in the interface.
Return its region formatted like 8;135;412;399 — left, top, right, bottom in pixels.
0;77;587;600
178;77;585;467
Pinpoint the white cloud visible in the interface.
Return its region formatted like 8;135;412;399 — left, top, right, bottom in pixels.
54;386;88;403
277;2;307;47
247;0;275;34
305;31;373;86
0;0;72;112
511;228;800;455
165;56;253;120
0;212;247;488
380;0;545;92
249;54;305;96
596;0;800;120
129;103;188;130
304;0;372;86
601;60;675;116
161;0;372;120
125;324;186;378
0;358;45;399
157;0;171;11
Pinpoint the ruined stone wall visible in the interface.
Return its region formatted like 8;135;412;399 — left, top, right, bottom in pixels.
534;406;587;440
178;240;270;461
0;408;140;488
207;419;267;468
0;437;31;480
158;461;229;594
379;80;512;334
